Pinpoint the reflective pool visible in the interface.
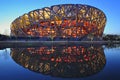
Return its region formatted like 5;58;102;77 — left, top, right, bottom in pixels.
0;44;120;80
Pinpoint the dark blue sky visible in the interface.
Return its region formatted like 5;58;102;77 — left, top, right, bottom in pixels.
0;0;120;35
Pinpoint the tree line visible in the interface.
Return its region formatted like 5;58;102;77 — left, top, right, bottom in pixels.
0;34;120;41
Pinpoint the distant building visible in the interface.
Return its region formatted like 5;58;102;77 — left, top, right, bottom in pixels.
10;4;106;41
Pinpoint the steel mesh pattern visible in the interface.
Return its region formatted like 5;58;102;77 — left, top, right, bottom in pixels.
11;45;106;77
11;4;106;40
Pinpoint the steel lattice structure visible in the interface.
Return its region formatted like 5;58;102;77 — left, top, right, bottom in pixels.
11;4;106;40
11;45;106;77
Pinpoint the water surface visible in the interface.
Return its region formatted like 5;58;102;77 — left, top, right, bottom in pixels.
0;44;120;80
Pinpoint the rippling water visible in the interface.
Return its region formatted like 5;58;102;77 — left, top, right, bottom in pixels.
0;44;120;80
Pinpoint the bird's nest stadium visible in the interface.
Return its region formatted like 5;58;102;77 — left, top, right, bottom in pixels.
10;4;106;41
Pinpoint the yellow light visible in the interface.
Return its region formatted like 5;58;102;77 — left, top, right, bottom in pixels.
63;35;66;38
51;30;55;33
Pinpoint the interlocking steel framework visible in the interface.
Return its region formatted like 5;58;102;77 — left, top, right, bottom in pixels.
11;45;106;77
11;4;106;40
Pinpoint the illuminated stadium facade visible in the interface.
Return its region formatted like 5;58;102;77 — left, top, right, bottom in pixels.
11;4;106;41
11;45;106;77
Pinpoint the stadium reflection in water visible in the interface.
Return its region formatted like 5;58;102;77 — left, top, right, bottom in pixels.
10;44;106;78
